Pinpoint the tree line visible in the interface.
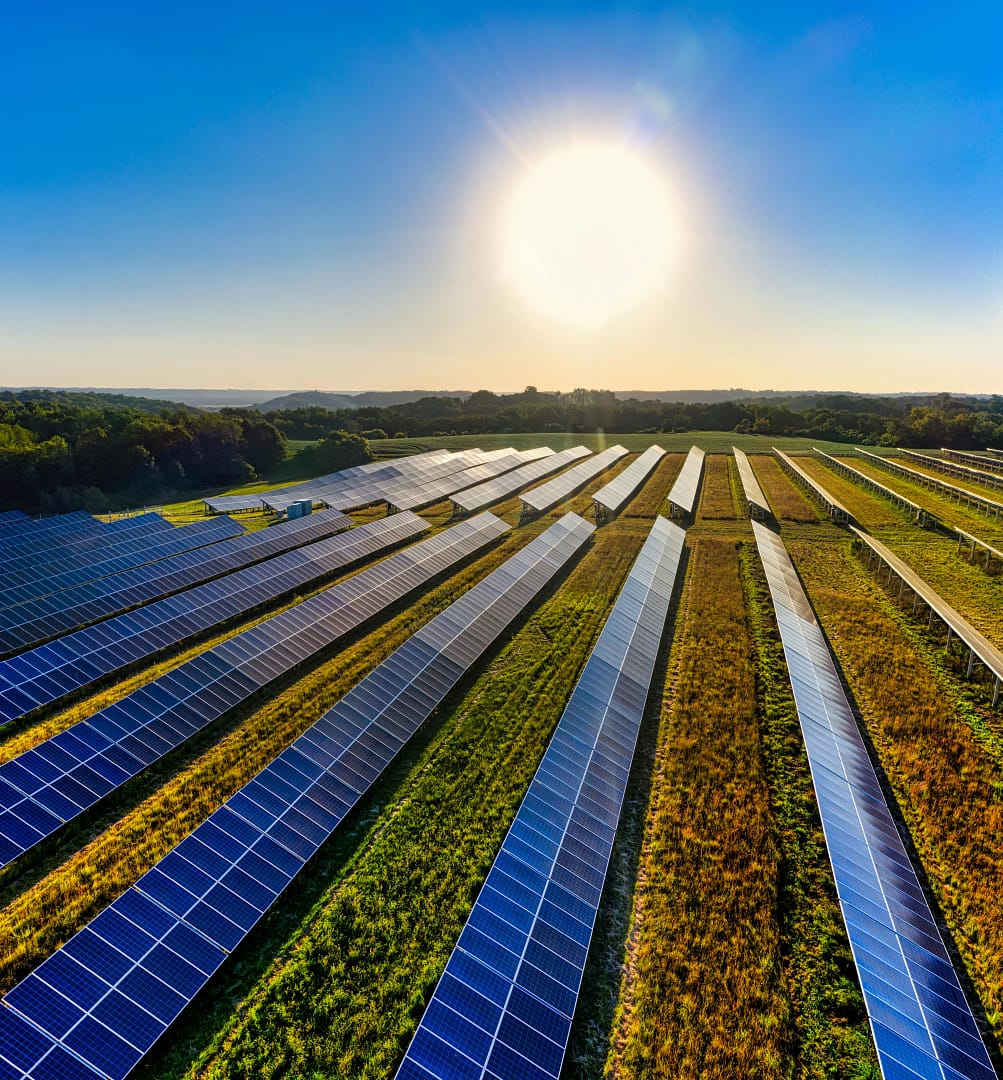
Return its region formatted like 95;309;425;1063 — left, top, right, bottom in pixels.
267;388;1003;449
0;397;290;513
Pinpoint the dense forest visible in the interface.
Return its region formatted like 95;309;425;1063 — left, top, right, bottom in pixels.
268;387;1003;447
2;387;1001;514
0;395;290;513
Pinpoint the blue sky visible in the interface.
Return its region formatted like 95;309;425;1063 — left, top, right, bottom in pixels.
1;2;1001;392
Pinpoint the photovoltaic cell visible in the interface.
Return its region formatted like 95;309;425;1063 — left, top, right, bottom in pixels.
812;449;930;526
1;516;244;611
0;513;106;559
941;448;1003;477
0;513;509;867
397;515;686;1080
388;450;551;513
733;448;770;521
0;510;351;665
666;446;705;517
452;448;592;513
0;514;593;1080
520;446;628;514
751;521;996;1080
2;513;175;587
591;445;665;521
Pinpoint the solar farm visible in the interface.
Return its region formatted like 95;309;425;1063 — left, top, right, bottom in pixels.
2;443;1003;1080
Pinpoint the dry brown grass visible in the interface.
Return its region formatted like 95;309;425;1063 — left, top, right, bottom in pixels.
751;455;821;522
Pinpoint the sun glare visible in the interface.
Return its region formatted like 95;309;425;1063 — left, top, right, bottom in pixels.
500;143;677;328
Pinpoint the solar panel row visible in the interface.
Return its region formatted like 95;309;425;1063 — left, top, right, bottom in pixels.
202;493;268;514
0;518;250;655
751;521;996;1080
0;513;506;868
733;448;770;521
0;513;593;1080
857;448;1003;520
665;445;705;518
0;510;381;727
0;511;351;663
452;447;592;514
0;509;31;529
591;445;665;522
1;516;245;612
318;451;500;515
898;448;1003;495
385;452;537;513
850;526;1003;707
773;449;852;522
1;513;107;559
3;514;175;587
812;449;932;527
260;450;472;513
941;448;1003;477
520;446;628;514
397;515;685;1080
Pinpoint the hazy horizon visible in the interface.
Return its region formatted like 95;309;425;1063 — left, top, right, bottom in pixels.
2;3;1001;394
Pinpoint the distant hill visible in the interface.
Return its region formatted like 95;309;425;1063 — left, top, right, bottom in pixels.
254;390;473;412
0;387;195;412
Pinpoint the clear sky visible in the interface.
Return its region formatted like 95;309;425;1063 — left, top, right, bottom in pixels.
1;2;1001;394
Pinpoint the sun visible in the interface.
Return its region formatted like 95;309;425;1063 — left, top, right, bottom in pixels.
500;143;678;328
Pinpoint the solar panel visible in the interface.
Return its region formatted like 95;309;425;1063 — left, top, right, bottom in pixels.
0;511;351;661
259;450;474;513
0;513;510;868
592;445;665;522
666;446;705;518
0;514;594;1080
857;448;1003;520
732;448;770;521
387;453;535;513
397;515;685;1080
0;513;107;559
751;521;996;1080
3;514;176;587
203;494;267;513
941;448;1003;477
520;446;628;514
452;448;591;513
0;509;31;530
812;449;931;526
1;517;245;610
773;449;852;523
0;511;386;726
850;526;1003;707
898;448;1003;495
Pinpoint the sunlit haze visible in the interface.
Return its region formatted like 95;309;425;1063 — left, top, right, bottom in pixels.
1;3;1001;394
500;144;677;327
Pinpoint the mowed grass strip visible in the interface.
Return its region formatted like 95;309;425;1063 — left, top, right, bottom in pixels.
605;537;790;1078
0;523;549;991
741;543;879;1078
751;455;822;523
154;523;648;1080
789;537;1003;1049
696;454;737;520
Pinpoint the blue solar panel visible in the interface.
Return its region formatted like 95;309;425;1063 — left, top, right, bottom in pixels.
592;445;665;522
1;513;594;1080
0;510;353;691
2;514;175;590
0;513;510;868
0;514;106;559
751;521;996;1080
0;516;243;611
397;515;686;1080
